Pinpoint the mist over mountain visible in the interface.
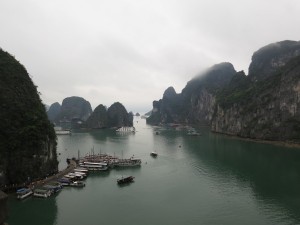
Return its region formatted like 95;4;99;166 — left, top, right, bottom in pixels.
147;40;300;142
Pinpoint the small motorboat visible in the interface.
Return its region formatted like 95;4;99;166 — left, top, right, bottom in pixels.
150;151;158;157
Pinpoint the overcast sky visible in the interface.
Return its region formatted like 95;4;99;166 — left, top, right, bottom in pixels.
0;0;300;113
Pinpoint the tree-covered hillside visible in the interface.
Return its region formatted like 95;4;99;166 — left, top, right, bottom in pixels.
0;49;58;185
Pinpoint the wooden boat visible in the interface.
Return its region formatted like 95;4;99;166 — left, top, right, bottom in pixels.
114;158;141;167
16;188;33;200
117;176;135;184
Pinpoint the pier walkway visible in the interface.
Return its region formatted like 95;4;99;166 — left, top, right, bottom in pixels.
29;160;77;189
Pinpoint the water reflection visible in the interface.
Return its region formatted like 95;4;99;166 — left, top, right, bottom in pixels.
7;194;58;225
181;129;300;223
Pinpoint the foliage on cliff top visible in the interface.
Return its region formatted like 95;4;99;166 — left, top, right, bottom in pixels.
0;48;58;185
217;55;300;109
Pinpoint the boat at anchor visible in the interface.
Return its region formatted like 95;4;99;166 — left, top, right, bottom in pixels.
16;188;33;200
117;176;135;184
116;126;136;133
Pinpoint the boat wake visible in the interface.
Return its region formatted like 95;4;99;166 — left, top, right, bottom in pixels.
187;160;208;177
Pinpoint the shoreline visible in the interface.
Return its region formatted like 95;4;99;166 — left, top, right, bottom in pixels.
1;160;77;194
212;131;300;149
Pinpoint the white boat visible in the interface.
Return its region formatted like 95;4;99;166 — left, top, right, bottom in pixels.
70;181;85;187
68;173;84;180
55;130;71;135
54;126;71;135
74;168;89;173
64;174;77;181
150;151;158;157
74;171;87;178
79;161;109;171
33;188;52;198
116;126;136;133
16;188;33;199
187;130;201;136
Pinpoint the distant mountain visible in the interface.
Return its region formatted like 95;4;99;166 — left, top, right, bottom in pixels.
48;96;92;128
147;40;300;142
0;48;58;185
107;102;133;127
47;102;61;122
85;102;133;129
85;104;108;129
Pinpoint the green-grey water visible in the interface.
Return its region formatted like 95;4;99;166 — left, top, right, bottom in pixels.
7;117;300;225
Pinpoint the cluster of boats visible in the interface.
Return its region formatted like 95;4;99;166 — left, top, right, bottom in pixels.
16;167;88;200
116;126;136;133
78;153;142;170
16;153;142;199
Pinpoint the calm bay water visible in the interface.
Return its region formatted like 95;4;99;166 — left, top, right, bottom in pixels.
7;117;300;225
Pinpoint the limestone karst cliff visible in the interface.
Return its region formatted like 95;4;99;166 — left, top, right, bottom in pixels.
48;96;92;129
107;102;133;128
147;62;236;125
147;40;300;142
0;48;58;185
85;104;108;129
212;54;300;141
48;100;133;129
81;102;133;129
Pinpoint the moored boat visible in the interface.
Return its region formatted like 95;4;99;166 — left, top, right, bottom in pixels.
114;157;142;167
150;151;158;157
117;176;135;184
116;126;136;133
43;184;62;194
54;127;71;135
16;188;33;200
79;161;109;171
74;168;89;173
70;181;85;187
33;188;52;198
57;178;71;186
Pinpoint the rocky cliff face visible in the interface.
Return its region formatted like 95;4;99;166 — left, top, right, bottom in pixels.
0;49;58;185
212;40;300;141
248;40;300;81
85;102;133;129
85;104;108;129
54;96;92;124
107;102;133;127
212;56;300;141
148;40;300;142
147;62;236;125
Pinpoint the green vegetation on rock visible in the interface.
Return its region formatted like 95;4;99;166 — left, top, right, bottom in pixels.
0;49;58;186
